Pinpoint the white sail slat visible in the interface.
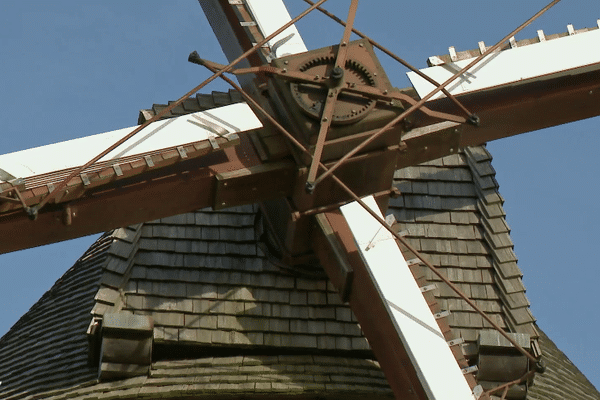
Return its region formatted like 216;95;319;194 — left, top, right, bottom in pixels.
341;196;476;400
407;27;600;100
0;103;261;182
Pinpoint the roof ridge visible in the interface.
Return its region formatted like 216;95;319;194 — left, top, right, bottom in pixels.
91;224;144;317
464;146;537;337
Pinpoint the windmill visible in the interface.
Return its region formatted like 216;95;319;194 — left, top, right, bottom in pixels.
1;0;600;398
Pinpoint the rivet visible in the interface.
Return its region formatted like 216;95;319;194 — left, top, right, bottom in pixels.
323;117;328;122
424;146;428;150
315;75;320;80
383;90;388;95
282;68;287;73
284;60;289;65
359;43;364;47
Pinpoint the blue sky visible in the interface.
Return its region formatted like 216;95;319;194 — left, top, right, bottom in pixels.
1;0;600;389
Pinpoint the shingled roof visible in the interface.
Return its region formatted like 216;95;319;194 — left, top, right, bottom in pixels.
1;94;598;400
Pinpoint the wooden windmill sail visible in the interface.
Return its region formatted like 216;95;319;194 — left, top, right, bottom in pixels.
1;1;600;399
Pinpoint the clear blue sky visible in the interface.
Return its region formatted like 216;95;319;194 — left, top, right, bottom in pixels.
1;0;599;389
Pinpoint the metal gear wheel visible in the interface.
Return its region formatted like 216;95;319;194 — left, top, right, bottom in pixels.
290;56;377;125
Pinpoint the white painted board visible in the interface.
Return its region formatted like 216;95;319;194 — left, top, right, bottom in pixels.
341;196;475;400
407;28;600;100
245;0;308;58
0;102;261;182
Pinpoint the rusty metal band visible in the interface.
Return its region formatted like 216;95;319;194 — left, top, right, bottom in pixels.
32;0;330;215
311;0;562;189
302;0;475;119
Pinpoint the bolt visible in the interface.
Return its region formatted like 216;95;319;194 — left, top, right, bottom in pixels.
284;60;289;65
449;148;454;153
314;75;320;80
331;66;344;80
468;114;480;126
383;89;388;95
424;146;428;150
282;68;287;73
359;43;364;47
322;117;328;122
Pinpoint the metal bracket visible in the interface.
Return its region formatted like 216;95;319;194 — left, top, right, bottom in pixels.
177;146;188;159
537;30;546;42
112;164;123;177
447;337;465;347
434;310;451;320
462;365;478;375
208;137;220;150
80;173;91;186
419;283;437;293
144;155;155;168
406;258;422;266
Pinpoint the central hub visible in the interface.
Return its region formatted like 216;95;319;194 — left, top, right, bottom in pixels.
269;38;406;165
260;39;408;260
290;56;377;125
